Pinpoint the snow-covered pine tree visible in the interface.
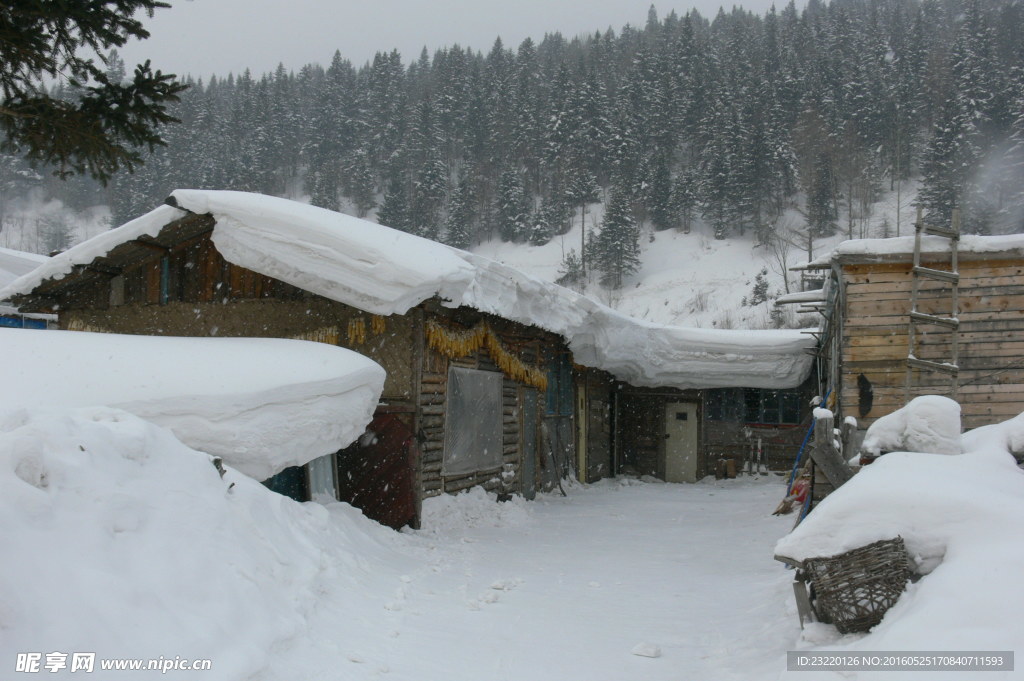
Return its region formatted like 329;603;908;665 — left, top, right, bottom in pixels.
593;187;640;289
496;167;529;242
444;172;475;249
648;156;676;231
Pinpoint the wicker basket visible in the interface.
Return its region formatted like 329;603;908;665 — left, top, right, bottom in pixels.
803;537;911;634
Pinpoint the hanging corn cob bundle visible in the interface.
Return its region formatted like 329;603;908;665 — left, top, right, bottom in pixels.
289;326;340;345
425;320;548;391
346;317;367;345
371;314;387;335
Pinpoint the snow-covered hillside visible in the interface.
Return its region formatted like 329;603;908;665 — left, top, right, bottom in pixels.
476;183;923;329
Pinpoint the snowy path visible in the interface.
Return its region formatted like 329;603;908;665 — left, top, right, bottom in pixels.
287;477;799;681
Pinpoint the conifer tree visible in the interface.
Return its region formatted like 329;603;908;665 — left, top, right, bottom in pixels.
496;167;530;242
593;188;640;289
444;172;475;249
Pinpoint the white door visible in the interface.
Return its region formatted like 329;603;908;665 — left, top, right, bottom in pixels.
664;402;699;483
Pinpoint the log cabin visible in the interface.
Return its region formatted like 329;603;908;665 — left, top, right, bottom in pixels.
1;190;816;528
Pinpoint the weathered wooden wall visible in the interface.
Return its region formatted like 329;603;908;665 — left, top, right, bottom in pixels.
617;392;667;477
580;369;614;482
702;421;808;473
415;309;567;500
840;258;1024;429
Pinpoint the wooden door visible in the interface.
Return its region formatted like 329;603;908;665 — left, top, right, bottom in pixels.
664;402;699;483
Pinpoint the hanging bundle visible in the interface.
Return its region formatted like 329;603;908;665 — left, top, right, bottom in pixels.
347;317;366;345
371;314;387;335
425;320;548;391
290;326;340;345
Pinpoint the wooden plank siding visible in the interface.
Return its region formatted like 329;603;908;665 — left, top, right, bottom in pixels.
838;258;1024;430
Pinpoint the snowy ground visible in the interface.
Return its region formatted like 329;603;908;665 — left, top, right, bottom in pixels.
0;406;799;681
5;402;1024;680
321;477;798;681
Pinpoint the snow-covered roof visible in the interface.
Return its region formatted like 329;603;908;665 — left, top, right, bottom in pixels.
805;233;1024;269
0;246;48;289
0;327;385;479
0;247;54;321
773;289;826;306
0;190;815;390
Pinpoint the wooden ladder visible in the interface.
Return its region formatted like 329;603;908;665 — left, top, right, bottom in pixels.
905;207;960;401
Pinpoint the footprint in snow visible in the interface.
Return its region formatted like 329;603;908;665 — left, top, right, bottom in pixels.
490;578;522;591
630;643;661;658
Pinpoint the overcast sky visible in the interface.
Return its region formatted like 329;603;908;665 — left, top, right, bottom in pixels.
117;0;792;81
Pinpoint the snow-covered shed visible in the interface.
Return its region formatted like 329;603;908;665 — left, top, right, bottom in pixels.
802;233;1024;432
1;190;814;525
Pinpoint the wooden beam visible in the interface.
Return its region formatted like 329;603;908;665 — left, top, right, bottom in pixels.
809;411;854;489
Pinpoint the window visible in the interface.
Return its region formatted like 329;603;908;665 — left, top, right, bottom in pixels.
443;367;503;475
705;388;802;425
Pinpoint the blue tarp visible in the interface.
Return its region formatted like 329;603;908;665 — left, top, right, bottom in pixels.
0;315;47;329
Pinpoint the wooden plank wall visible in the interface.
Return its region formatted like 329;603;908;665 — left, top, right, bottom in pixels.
703;421;808;473
841;259;1024;429
418;317;554;499
582;369;614;482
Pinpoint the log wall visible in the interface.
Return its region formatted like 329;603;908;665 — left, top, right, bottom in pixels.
415;310;565;500
840;258;1024;429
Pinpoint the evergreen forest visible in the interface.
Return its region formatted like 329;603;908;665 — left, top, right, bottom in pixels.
3;0;1024;287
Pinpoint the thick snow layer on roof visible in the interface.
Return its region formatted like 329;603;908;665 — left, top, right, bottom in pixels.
0;328;384;479
0;204;185;292
806;233;1024;268
774;289;825;306
1;190;814;390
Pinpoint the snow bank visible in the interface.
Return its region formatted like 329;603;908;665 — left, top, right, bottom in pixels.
1;190;815;390
0;406;412;679
417;485;532;535
776;411;1024;675
962;411;1024;461
0;328;384;479
860;395;962;457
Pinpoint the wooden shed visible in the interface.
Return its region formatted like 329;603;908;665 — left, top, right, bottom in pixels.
0;197;609;529
613;380;816;482
805;235;1024;432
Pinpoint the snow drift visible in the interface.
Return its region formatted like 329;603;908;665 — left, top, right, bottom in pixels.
0;190;815;390
776;406;1024;678
859;395;962;457
0;406;414;679
0;327;385;479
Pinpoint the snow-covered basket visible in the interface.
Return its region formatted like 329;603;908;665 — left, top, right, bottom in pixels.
802;537;911;634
